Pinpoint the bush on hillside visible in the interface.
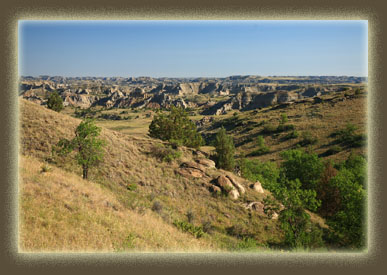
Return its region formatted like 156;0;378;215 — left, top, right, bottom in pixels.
148;106;203;149
238;158;279;191
213;127;235;171
47;91;63;112
249;135;270;156
299;131;318;146
152;144;181;163
281;130;299;141
331;124;366;148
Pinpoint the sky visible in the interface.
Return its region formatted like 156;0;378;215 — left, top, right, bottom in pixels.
18;20;368;78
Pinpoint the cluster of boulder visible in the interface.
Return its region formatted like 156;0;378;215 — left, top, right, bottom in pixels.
175;157;279;219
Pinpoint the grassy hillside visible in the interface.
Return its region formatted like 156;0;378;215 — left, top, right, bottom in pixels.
201;89;366;164
20;99;291;252
20;155;215;252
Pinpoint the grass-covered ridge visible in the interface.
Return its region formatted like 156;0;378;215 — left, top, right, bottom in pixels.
20;99;285;252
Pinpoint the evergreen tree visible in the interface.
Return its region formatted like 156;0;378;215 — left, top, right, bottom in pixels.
214;127;235;171
55;119;105;179
148;106;203;149
47;91;64;112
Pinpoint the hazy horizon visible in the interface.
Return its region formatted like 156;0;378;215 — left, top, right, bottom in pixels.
19;20;368;78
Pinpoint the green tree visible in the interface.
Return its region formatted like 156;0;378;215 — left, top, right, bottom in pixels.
47;91;64;112
56;119;105;179
280;149;324;191
266;178;323;249
214;127;235;171
238;158;279;190
326;168;366;249
148;106;203;149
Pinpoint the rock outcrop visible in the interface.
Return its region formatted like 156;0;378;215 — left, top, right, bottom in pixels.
251;181;264;194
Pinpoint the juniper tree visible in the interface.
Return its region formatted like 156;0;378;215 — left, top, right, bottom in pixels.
47;91;64;112
56;119;105;179
214;127;235;171
148;106;203;149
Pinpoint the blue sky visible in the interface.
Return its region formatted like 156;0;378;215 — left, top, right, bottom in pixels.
18;20;368;78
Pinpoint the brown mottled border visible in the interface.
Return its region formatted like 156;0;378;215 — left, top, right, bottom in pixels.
0;0;386;274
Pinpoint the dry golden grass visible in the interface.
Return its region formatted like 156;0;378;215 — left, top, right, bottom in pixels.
19;155;218;252
19;99;283;251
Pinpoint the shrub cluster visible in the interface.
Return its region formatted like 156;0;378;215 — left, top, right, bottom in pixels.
47;91;63;112
238;148;366;250
149;106;203;149
331;124;366;148
299;131;318;146
173;220;204;239
152;144;182;163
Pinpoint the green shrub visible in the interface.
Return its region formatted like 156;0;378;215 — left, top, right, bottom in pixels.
331;124;366;148
173;220;204;239
47;91;63;112
148;106;203;149
249;135;270;156
152;144;181;163
236;237;258;251
282;130;299;141
74;107;97;119
280;113;288;124
325;168;366;249
249;147;270;156
269;178;323;250
280;149;324;191
238;158;279;191
262;123;277;134
299;131;318;146
214;127;235;171
126;183;137;191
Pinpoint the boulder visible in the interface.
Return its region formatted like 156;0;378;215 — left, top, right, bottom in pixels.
251;181;264;194
180;161;206;172
176;168;203;178
216;175;235;192
229;189;240;200
226;174;246;194
247;202;265;215
196;158;216;169
209;185;222;195
271;212;279;220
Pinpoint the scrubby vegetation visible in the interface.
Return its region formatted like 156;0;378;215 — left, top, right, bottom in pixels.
149;106;203;149
237;148;366;250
